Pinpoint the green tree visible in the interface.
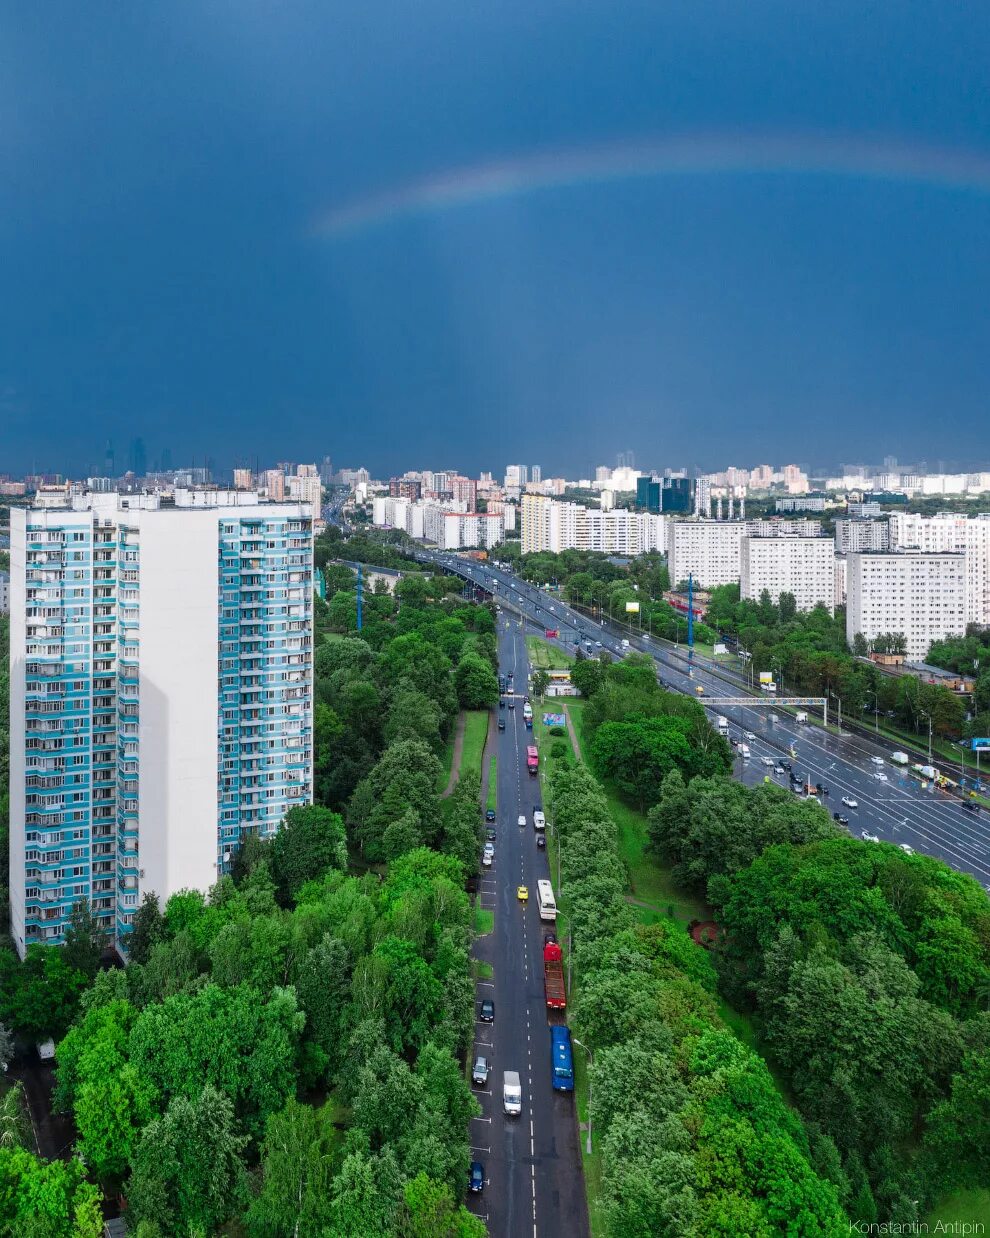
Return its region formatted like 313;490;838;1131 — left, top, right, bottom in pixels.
270;805;348;900
246;1098;338;1237
399;1173;487;1238
347;741;443;862
327;1147;403;1237
128;1085;248;1237
0;945;87;1041
531;669;551;699
127;893;167;965
571;656;606;699
453;653;498;710
62;900;106;979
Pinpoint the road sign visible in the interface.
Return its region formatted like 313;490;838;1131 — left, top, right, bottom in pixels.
625;601;640;614
971;738;990;750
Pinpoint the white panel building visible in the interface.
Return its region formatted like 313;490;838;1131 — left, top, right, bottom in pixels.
888;512;990;626
667;521;747;589
740;535;836;613
834;518;891;554
520;495;665;556
846;551;967;661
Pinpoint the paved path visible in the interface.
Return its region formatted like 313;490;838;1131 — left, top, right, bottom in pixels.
441;712;466;798
562;704;583;762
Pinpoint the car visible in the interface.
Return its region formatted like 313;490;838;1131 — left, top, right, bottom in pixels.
498;718;506;730
536;835;546;849
860;831;880;843
899;843;915;855
482;850;494;867
816;784;829;797
842;797;858;808
779;760;792;771
874;771;888;781
479;999;494;1023
472;1056;490;1086
761;756;775;767
963;801;981;813
518;815;526;828
833;813;850;825
485;827;496;841
508;700;515;709
485;809;496;822
469;1161;485;1193
744;731;757;740
774;765;786;775
595;640;602;647
517;885;529;903
499;698;505;709
870;756;885;766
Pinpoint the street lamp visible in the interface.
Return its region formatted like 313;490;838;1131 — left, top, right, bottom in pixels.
828;688;843;736
571;1037;594;1154
917;707;934;762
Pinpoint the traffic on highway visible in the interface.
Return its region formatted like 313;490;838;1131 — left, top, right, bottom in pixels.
467;615;589;1238
415;548;990;892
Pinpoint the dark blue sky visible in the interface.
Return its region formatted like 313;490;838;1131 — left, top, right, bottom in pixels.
2;2;989;478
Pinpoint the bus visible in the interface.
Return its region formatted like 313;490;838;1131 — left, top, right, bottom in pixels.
526;745;539;776
550;1026;574;1093
537;879;557;922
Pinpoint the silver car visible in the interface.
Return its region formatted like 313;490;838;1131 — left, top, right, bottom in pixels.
472;1055;490;1086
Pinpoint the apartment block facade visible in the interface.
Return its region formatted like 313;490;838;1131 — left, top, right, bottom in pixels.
520;495;665;556
8;491;314;958
740;535;836;612
846;551;967;661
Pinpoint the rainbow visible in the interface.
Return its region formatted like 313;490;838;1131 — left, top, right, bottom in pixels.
313;131;990;239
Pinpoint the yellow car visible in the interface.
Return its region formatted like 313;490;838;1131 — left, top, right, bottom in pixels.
516;885;529;903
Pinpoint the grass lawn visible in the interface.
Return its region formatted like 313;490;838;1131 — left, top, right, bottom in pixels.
926;1188;990;1231
572;1042;605;1238
486;756;498;812
476;960;494;980
474;906;494;936
526;634;574;671
459;710;490;781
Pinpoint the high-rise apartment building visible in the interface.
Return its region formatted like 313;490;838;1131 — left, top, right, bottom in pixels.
520;495;665;556
740;535;835;613
667;521;747;589
846;551;966;661
834;518;891;554
888;512;990;626
8;490;314;958
233;468;254;491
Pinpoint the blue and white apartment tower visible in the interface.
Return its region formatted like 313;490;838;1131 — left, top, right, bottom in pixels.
8;488;314;958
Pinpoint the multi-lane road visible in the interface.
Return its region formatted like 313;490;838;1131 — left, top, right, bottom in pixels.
418;549;990;892
468;617;589;1238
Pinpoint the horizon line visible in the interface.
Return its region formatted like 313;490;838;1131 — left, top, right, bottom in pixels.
312;130;990;239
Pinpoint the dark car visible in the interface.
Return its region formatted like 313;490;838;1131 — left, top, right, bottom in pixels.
485;809;496;822
964;801;981;813
536;835;546;850
833;813;850;826
499;698;505;709
508;700;515;709
469;1161;485;1193
544;931;557;946
498;719;506;730
479;998;494;1023
816;784;829;797
779;760;792;771
485;827;496;841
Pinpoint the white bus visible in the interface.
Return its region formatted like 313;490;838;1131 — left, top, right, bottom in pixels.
537;879;557;922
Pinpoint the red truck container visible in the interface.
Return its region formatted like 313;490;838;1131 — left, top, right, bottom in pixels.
545;628;559;638
526;745;539;775
544;941;566;1009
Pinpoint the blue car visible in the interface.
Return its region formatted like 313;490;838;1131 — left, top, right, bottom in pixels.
469;1161;485;1193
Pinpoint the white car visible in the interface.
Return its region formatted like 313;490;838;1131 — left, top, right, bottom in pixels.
842;797;858;808
870;756;885;766
899;843;915;856
860;831;880;843
761;756;775;767
874;772;888;782
517;815;526;829
744;731;757;741
482;849;494;867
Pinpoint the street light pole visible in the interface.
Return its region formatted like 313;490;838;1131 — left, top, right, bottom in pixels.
571;1037;594;1154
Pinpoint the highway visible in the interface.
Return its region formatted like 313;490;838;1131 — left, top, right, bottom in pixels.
467;617;589;1238
417;549;990;892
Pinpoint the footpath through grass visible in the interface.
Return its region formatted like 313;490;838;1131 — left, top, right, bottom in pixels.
486;756;498;812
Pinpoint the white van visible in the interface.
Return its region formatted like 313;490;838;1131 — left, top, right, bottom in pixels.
533;810;546;831
503;1070;522;1116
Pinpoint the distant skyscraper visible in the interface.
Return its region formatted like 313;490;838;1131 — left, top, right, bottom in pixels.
319;456;334;485
129;438;147;478
530;466;542;484
8;489;314;957
104;440;115;478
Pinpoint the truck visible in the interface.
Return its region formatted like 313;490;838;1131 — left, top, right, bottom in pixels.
522;701;533;719
738;743;750;759
543;941;566;1009
526;745;539;776
621;638;630;649
716;716;729;734
891;751;910;766
503;1070;522;1116
545;628;559;639
795;711;808;724
918;764;939;781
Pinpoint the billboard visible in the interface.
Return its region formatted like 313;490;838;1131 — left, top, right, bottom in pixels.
625;601;640;614
759;671;774;684
971;738;990;751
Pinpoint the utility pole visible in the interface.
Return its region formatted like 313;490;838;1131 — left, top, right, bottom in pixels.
572;1037;594;1153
